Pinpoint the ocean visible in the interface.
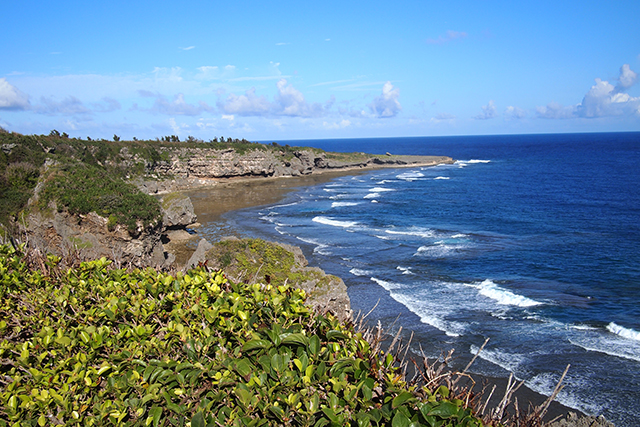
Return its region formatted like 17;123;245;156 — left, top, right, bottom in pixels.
199;132;640;426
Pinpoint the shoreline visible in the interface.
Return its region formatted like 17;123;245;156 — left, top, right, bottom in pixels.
170;165;588;425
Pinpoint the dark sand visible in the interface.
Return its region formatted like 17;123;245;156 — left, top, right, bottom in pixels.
178;171;580;423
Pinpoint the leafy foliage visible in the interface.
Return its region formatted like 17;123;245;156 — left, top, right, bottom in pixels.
39;163;162;232
0;244;485;426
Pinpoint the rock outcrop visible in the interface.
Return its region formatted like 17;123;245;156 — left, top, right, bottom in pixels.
19;191;198;269
21;207;173;269
130;148;454;194
198;237;352;321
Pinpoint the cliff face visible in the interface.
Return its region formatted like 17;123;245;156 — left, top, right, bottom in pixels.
19;192;197;269
138;147;453;181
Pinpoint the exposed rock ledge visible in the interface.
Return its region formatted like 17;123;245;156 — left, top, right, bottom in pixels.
186;237;352;321
20;192;197;269
131;148;454;194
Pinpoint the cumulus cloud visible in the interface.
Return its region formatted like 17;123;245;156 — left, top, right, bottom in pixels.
474;100;497;120
504;106;527;119
0;78;30;110
426;30;468;45
274;79;324;117
615;64;637;91
535;102;576;119
217;79;326;118
537;64;640;120
218;87;271;116
576;64;640;118
370;81;401;118
150;93;212;116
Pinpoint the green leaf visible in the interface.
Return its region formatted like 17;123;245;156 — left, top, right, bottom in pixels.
426;401;460;419
392;411;411;427
327;330;349;341
308;335;321;356
242;339;271;352
149;406;162;427
392;391;415;409
281;332;309;347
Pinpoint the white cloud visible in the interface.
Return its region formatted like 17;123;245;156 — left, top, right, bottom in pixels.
218;87;271;116
616;64;637;90
150;93;212;116
0;78;30;110
180;46;195;51
576;64;640;118
370;81;401;118
504;106;527;119
426;30;468;45
322;119;351;130
536;102;576;119
474;100;497;120
536;64;640;120
430;113;455;124
217;79;325;118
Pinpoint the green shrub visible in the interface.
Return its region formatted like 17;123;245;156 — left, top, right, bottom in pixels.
0;244;485;426
39;163;161;233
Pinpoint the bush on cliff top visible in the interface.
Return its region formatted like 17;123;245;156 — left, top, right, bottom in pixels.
0;244;485;426
38;163;162;233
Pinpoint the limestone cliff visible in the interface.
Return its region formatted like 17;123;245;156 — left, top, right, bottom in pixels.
129;147;454;194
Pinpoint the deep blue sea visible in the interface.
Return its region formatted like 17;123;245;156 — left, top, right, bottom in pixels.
201;132;640;425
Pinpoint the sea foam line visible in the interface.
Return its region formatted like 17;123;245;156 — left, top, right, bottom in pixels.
331;201;360;208
312;216;358;228
607;322;640;341
473;279;543;307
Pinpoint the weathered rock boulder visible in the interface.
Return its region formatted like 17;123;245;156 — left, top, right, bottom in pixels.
548;412;614;427
21;206;172;269
161;192;197;228
198;237;352;321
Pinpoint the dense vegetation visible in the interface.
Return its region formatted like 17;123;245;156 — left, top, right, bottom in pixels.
38;163;161;233
0;243;487;426
0;130;320;233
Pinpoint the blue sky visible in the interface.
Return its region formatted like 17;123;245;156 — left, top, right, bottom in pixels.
1;0;639;141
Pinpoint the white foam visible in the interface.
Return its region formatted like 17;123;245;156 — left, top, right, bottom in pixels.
569;335;640;363
371;277;466;337
329;194;348;200
607;322;640;341
312;216;358;228
295;236;331;255
396;171;424;181
364;193;380;199
385;228;436;239
331;201;360;208
323;188;338;192
371;277;403;290
369;187;395;192
370;200;379;203
396;266;414;275
451;233;468;238
415;244;458;258
434;176;450;180
526;373;604;416
267;201;299;209
470;345;525;373
468;159;491;164
473;279;543;307
349;268;371;277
